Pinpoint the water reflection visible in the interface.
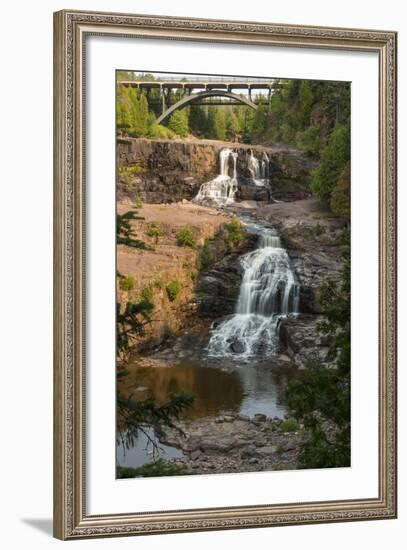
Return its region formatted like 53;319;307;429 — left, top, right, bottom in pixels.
117;358;297;470
117;427;184;469
118;358;293;420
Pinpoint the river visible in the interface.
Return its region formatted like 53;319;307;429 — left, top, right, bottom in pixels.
117;148;302;471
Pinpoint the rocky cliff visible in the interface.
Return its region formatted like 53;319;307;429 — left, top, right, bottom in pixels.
117;138;316;204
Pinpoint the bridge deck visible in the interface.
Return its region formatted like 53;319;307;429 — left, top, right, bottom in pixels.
120;80;276;90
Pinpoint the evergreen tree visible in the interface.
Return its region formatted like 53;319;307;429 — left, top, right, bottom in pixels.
251;102;268;136
117;210;149;249
330;162;351;219
206;107;217;139
213;108;226;140
189;105;208;136
226;110;240;139
298;80;314;127
168;109;189;137
310;123;350;203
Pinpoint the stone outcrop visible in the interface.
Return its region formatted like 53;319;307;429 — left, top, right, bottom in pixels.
117;137;316;204
195;233;257;318
161;413;305;474
117;138;219;203
279;315;332;367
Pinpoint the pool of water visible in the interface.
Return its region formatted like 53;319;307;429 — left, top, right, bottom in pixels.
116;358;297;470
118;358;295;418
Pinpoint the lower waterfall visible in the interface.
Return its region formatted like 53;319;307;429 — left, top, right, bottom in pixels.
208;224;299;358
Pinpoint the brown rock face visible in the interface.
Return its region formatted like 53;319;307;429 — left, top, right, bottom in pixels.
117;138;316;204
117;138;219;203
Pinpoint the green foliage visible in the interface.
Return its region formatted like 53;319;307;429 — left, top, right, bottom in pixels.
226;111;240;139
117;167;144;208
117;391;195;456
116;85;150;135
213;109;227;140
119;275;135;292
119;165;147;182
139;284;154;304
265;79;350;164
176;226;196;248
134;193;144;209
146;222;165;243
310;123;350;203
117;210;149;249
199;242;212;269
189;105;208;136
168;109;189;137
116;299;154;360
286;248;350;469
330;162;350;219
297;126;321;157
298;80;314;125
280;418;299;433
165;280;181;302
223;217;246;249
117;460;192;478
147;122;176;139
117;83;177;138
250;102;268;136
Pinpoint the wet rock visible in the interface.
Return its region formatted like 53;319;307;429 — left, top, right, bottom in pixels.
279;315;332;367
237;184;271;202
253;413;267;422
230;339;245;354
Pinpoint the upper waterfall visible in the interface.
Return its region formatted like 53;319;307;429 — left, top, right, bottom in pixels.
248;150;269;187
194;148;238;204
194;147;272;205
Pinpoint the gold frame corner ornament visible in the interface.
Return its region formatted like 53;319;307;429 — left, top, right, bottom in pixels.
53;9;397;540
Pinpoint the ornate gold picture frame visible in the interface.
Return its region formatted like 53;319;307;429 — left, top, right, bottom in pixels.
53;9;397;540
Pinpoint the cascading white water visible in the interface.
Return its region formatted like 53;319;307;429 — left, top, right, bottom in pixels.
262;152;270;180
248;150;269;187
208;225;299;357
194;148;238;204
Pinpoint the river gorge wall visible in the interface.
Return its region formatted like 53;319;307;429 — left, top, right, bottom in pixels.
117;138;316;204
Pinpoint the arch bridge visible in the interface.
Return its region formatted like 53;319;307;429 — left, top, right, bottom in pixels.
120;79;277;123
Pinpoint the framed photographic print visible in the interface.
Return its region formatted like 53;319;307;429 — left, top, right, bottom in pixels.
53;9;397;540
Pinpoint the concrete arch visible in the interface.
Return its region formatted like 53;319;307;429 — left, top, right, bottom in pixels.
156;90;258;124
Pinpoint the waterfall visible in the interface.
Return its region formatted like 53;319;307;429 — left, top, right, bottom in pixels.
248;150;269;187
194;148;238;204
208;225;299;358
262;152;270;179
